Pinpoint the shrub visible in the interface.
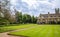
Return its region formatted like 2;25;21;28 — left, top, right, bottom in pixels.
48;21;56;24
57;21;60;24
0;18;10;26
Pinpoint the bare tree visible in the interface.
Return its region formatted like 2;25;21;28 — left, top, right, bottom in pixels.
0;0;11;20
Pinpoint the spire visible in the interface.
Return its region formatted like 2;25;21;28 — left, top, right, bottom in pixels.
55;8;59;14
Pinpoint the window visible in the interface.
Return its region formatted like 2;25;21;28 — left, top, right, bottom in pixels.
43;16;48;18
54;16;56;17
59;16;60;17
41;16;44;18
50;16;53;17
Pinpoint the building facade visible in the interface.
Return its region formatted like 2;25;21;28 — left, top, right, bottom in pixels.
37;8;60;24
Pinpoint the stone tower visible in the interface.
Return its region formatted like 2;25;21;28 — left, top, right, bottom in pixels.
55;8;59;14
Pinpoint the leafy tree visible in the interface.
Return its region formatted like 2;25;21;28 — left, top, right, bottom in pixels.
15;10;22;24
26;14;31;23
25;14;31;23
12;9;37;24
22;14;32;23
31;15;37;23
22;14;26;24
19;12;22;23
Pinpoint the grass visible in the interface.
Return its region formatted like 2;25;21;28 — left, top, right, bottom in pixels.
0;24;37;33
9;25;60;37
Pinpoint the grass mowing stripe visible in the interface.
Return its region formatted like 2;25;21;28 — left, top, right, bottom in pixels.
9;25;60;37
9;25;52;37
29;26;46;37
9;26;40;36
31;26;47;37
0;24;37;33
48;25;55;37
38;26;50;37
53;25;60;37
45;26;53;37
44;26;52;37
54;26;60;37
45;25;60;37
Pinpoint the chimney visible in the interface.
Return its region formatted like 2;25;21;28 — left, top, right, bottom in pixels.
48;12;50;18
48;12;50;14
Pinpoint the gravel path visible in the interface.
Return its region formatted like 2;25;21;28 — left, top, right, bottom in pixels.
0;26;35;37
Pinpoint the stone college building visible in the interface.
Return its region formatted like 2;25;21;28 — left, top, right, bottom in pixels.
37;8;60;24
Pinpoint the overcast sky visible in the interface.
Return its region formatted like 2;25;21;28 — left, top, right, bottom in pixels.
10;0;60;16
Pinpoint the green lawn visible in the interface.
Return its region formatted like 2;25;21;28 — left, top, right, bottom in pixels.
0;24;37;33
9;25;60;37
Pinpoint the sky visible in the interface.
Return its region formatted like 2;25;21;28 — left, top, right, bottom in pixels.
10;0;60;16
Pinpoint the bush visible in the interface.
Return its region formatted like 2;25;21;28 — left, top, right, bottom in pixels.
48;21;57;24
0;18;10;26
57;21;60;24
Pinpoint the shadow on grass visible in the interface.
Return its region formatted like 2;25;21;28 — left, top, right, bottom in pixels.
8;33;29;37
37;24;60;25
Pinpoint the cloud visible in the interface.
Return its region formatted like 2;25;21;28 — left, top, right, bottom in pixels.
10;0;59;16
10;0;17;6
21;0;55;9
55;0;60;8
21;0;55;10
22;0;37;6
